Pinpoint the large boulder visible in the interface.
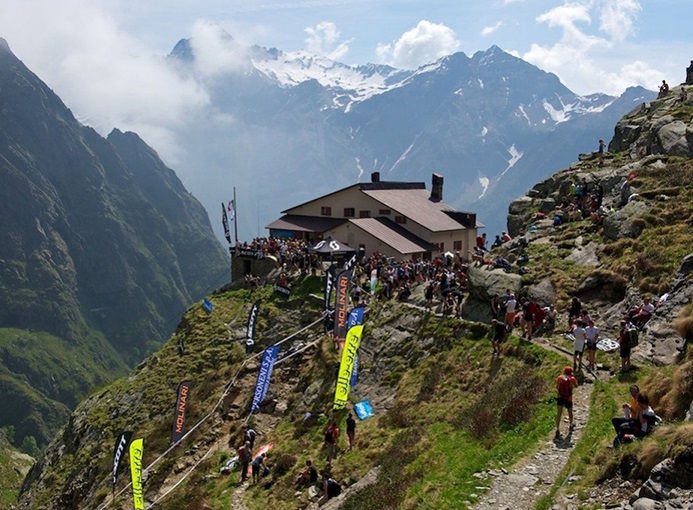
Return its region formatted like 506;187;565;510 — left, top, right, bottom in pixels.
467;266;522;302
603;200;649;240
656;120;691;156
525;277;556;307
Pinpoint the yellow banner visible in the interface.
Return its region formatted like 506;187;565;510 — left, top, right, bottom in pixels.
129;438;144;510
333;325;363;409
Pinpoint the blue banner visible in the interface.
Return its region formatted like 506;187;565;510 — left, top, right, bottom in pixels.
350;355;359;387
347;306;366;329
251;346;280;413
354;400;374;420
203;298;214;313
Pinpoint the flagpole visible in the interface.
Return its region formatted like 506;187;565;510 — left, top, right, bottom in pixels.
233;187;239;245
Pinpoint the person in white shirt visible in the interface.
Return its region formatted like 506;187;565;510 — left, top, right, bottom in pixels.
504;295;517;329
572;319;587;370
584;321;600;370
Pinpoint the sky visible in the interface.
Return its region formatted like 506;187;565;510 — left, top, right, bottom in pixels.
0;0;689;167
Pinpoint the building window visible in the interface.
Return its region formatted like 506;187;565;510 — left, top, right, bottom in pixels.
359;210;371;218
453;241;462;251
344;207;355;217
379;209;391;215
436;242;445;252
321;206;332;216
394;215;407;224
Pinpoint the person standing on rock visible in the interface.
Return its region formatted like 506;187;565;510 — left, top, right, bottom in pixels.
598;139;606;166
324;421;339;460
505;294;517;330
618;320;632;373
238;440;252;484
555;366;578;438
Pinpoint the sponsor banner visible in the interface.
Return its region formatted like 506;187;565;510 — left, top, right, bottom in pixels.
112;431;133;488
171;381;191;445
203;298;214;314
129;438;145;510
247;302;260;345
343;253;358;272
333;269;352;342
354;400;374;420
324;265;336;313
251;346;280;413
274;283;291;297
235;247;265;259
222;202;231;244
333;324;363;410
347;306;365;329
351;355;359;388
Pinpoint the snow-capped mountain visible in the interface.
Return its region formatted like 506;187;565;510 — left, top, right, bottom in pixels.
166;36;654;240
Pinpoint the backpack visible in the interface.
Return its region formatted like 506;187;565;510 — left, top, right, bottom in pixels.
327;479;342;497
628;328;639;348
324;427;335;444
557;375;573;398
238;446;247;461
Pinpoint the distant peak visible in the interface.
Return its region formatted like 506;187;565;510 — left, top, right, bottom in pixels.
0;37;11;53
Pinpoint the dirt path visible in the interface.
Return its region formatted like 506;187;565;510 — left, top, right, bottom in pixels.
472;336;596;510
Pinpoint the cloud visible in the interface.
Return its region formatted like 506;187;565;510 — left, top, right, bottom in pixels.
189;20;251;76
521;1;654;95
481;22;503;37
377;20;459;69
304;21;351;60
0;0;210;164
599;0;641;41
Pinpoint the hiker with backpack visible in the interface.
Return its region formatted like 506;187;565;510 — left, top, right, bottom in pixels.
319;471;342;504
618;319;635;373
324;421;339;460
555;366;578;438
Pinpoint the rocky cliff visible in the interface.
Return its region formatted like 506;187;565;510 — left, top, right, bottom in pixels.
0;38;228;447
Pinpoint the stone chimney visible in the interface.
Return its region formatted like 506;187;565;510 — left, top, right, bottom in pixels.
371;171;380;183
430;173;444;202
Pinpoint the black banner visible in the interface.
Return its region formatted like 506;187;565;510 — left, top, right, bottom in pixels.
333;269;352;342
171;381;191;445
324;265;336;313
112;431;133;488
235;247;265;259
221;202;231;244
274;284;291;297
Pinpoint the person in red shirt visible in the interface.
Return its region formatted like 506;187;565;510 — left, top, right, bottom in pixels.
555;366;578;437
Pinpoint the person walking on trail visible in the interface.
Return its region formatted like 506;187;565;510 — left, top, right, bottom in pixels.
251;452;267;484
346;413;356;451
584;320;599;371
324;421;339;460
555;366;578;438
238;440;252;483
572;319;587;370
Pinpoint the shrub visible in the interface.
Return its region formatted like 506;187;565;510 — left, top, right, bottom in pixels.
270;451;297;478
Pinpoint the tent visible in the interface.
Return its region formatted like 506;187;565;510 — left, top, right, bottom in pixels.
309;237;356;255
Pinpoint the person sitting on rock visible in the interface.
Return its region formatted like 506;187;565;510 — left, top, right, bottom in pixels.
628;297;656;327
658;79;670;98
295;459;318;488
674;87;688;105
491;235;503;249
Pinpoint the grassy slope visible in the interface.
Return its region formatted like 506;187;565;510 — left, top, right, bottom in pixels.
0;430;34;507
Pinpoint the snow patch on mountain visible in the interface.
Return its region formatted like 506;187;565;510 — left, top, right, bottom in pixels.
478;176;490;199
389;144;415;174
500;144;523;177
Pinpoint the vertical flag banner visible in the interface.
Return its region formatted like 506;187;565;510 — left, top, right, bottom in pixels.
171;381;191;445
247;301;260;345
221;203;231;244
333;324;363;409
129;438;145;510
351;355;359;388
227;199;235;221
343;253;357;272
112;431;133;489
251;346;280;413
324;265;335;314
333;269;353;343
346;306;365;389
